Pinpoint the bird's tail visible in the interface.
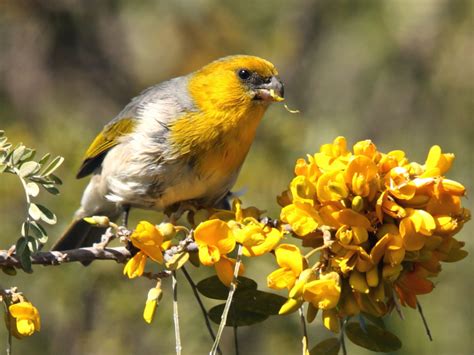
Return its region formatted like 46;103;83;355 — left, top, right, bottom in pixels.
51;218;107;251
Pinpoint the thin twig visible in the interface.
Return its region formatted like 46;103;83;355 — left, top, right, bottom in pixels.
172;271;182;355
392;288;405;320
210;244;243;355
2;298;12;355
416;300;433;341
233;325;239;355
181;267;222;354
340;318;347;355
298;306;308;355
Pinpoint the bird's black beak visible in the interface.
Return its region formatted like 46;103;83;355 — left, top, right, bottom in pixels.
254;76;285;102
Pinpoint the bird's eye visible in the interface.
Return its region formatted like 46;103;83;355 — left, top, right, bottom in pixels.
238;69;251;80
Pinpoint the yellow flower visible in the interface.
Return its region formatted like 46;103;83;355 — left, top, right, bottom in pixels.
353;139;379;160
399;208;436;251
294;155;322;183
376;191;406;222
331;243;373;274
421;145;454;178
194;219;236;266
215;255;244;286
316;170;349;202
143;286;163;324
267;244;303;290
290;175;317;206
385;166;416;200
303;272;341;309
233;221;282;257
314;136;351;171
345;155;378;197
123;251;147;279
336;225;368;245
8;302;41;338
280;203;321;236
371;224;405;266
130;221;167;263
377;150;408;173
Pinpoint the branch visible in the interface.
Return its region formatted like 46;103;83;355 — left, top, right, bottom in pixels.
0;247;132;268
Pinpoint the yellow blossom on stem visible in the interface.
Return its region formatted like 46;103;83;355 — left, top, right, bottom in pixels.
399;208;436;251
345;155;378;197
233;220;282;257
215;255;244;286
353;139;379;160
290;175;317;206
8;302;41;338
267;244;304;290
194;219;236;266
314;136;351;171
294;155;321;183
130;221;167;263
124;251;148;279
143;286;163;324
317;170;349;202
386;166;417;200
371;224;405;266
421;145;454;178
303;272;341;309
280;203;321;236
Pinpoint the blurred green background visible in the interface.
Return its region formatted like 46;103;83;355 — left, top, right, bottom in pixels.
0;0;472;354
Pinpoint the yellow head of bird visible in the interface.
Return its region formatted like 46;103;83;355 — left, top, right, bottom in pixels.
188;55;284;113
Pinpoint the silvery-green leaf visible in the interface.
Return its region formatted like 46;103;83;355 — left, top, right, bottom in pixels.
30;221;47;241
26;182;40;197
28;203;42;221
38;153;51;166
42;184;60;195
27;236;38;252
36;203;57;224
41;156;64;176
19;161;41;178
11;145;26;165
20;148;35;162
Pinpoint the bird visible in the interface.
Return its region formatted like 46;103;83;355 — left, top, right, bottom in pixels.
51;55;284;251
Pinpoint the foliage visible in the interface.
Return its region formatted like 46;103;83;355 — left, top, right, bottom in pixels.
3;133;469;354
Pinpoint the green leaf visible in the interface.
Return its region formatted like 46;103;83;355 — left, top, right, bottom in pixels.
345;322;402;352
20;148;35;162
26;182;40;197
19;161;40;177
16;237;33;273
41;156;64;176
234;290;287;315
208;304;268;327
11;145;26;165
20;247;33;273
38;153;51;166
28;203;42;221
30;221;48;243
16;236;28;255
27;236;38;252
361;312;386;329
28;203;57;224
197;276;257;300
1;266;17;276
42;184;60;195
309;338;341;355
36;204;57;224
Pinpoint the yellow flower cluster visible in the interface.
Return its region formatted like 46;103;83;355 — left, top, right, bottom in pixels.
271;136;470;332
194;199;283;286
